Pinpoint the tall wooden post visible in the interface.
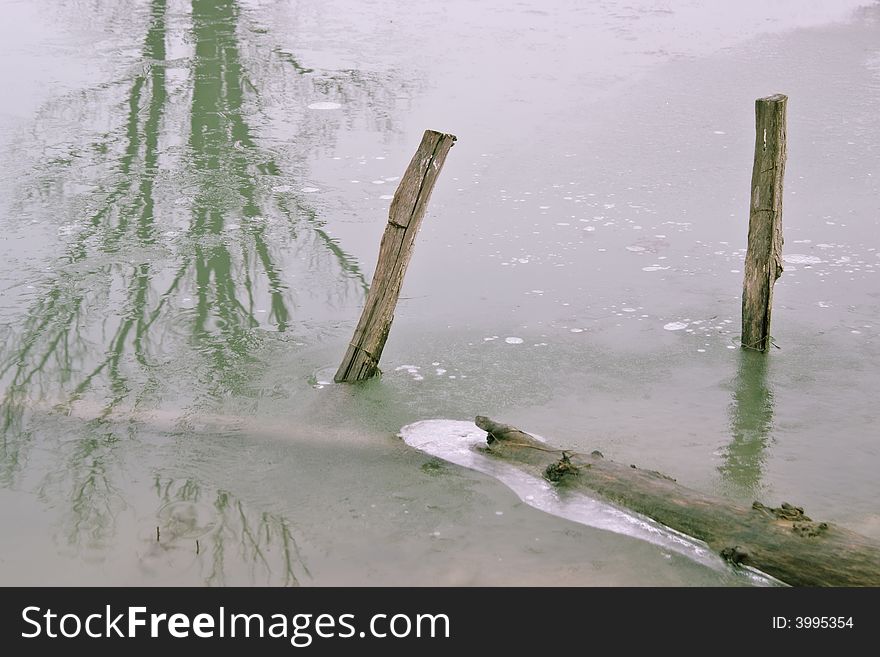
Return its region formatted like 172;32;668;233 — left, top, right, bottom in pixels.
742;94;787;352
335;129;457;383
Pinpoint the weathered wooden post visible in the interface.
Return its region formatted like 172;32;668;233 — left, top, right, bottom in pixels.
741;94;787;351
335;129;457;383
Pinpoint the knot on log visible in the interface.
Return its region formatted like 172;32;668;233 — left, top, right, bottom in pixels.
720;545;750;565
544;452;581;483
792;521;829;538
773;255;784;281
752;501;811;522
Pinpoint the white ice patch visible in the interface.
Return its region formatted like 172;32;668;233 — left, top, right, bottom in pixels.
307;101;341;110
505;337;524;344
301;187;320;193
783;254;822;265
399;420;776;585
58;223;83;236
395;365;425;382
626;246;646;252
663;322;688;331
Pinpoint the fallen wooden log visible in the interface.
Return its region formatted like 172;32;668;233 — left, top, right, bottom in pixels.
475;416;880;587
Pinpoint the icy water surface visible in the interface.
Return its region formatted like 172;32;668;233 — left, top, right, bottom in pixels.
0;0;878;585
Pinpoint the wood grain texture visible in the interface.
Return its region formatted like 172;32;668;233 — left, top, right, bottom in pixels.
475;415;880;586
742;94;787;351
335;130;456;382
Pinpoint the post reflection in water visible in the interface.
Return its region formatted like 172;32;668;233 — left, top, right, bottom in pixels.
0;0;405;584
718;350;775;499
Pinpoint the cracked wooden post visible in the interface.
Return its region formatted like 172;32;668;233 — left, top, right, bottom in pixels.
741;94;787;351
335;129;457;383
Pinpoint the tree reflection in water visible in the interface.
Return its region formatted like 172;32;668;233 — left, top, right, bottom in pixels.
0;0;410;584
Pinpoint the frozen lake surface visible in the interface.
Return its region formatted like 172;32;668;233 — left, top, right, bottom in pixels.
0;0;878;585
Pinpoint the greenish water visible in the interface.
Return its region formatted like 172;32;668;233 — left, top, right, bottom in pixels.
1;0;878;585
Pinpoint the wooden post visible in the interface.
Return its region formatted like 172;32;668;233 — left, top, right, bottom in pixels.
741;94;787;351
334;129;457;383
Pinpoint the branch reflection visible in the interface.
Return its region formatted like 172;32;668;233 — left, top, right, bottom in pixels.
0;0;408;580
147;476;308;586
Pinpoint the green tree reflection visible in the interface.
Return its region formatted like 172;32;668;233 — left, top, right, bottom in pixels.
0;0;402;584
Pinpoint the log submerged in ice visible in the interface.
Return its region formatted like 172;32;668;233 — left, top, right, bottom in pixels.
475;416;880;587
